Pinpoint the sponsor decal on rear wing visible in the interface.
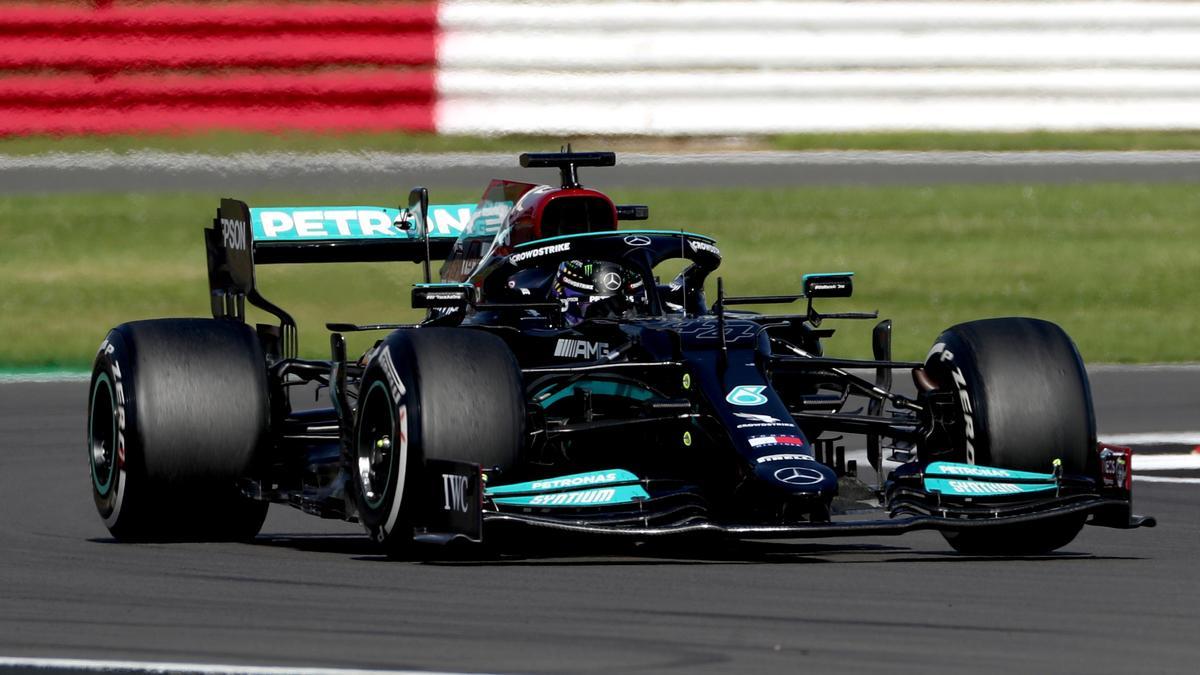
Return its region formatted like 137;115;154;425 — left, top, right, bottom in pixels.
249;204;478;241
205;198;483;352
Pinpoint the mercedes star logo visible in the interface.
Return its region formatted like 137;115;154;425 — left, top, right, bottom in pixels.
601;272;623;291
624;235;652;247
773;466;823;486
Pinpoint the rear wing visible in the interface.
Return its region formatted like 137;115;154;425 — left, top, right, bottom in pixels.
205;197;476;356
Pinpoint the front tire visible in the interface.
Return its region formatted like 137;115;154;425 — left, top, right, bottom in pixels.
352;328;524;556
922;317;1094;554
88;319;270;541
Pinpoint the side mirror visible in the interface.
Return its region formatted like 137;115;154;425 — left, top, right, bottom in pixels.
803;272;853;298
412;283;474;310
616;204;649;221
408;186;432;283
408;187;429;232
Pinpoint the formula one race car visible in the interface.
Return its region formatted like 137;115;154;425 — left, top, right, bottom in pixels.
87;151;1154;556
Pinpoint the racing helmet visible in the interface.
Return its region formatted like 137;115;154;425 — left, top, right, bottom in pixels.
553;259;644;325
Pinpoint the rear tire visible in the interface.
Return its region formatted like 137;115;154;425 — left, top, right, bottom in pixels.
922;317;1094;554
88;319;270;541
352;328;524;557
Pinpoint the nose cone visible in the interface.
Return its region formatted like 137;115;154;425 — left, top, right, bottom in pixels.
754;459;838;495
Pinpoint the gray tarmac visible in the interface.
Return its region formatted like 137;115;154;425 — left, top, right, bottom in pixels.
6;150;1200;193
0;368;1196;674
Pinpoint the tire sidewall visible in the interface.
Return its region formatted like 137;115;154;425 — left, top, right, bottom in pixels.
352;332;422;548
89;328;146;535
924;332;991;467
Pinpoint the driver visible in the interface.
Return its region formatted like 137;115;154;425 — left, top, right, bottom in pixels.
553;259;646;325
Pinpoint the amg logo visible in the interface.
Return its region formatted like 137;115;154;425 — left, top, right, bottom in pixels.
510;242;571;264
220;217;247;251
441;474;469;512
530;489;616;506
554;339;609;360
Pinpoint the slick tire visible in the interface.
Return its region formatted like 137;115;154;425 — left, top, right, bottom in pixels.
88;319;270;542
922;317;1094;554
352;328;524;557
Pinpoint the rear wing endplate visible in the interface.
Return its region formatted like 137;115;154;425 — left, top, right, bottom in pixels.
205;198;476;356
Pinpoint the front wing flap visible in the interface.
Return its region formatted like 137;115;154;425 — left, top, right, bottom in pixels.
475;446;1154;540
482;494;1152;540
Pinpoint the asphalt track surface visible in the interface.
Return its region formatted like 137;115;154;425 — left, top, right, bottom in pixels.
6;150;1200;193
1;368;1197;674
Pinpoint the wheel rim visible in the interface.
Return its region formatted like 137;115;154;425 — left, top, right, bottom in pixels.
89;373;117;496
355;381;396;510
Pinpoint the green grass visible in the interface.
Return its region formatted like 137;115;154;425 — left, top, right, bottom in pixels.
6;130;1200;156
2;183;1197;369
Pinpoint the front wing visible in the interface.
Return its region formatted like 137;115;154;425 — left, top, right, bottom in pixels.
411;446;1155;543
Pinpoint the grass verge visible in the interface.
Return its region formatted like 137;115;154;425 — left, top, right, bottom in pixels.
1;183;1196;369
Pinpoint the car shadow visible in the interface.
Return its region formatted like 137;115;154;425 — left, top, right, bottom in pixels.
90;531;1143;565
245;532;1141;565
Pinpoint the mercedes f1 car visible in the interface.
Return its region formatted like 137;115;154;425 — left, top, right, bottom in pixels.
87;151;1154;556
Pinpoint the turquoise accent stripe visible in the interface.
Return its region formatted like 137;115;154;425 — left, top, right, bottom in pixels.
802;271;855;280
513;229;714;249
249;204;475;242
925;478;1056;496
487;469;640;496
0;369;90;382
535;380;656;408
925;462;1056;482
924;462;1057;497
493;484;649;508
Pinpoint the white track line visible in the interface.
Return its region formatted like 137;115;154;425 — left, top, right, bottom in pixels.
1101;432;1200;446
1133;454;1200;471
0;657;483;675
1134;475;1200;484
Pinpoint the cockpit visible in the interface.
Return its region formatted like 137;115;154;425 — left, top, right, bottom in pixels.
430;153;721;326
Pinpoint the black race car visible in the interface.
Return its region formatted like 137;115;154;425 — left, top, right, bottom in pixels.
87;151;1153;556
